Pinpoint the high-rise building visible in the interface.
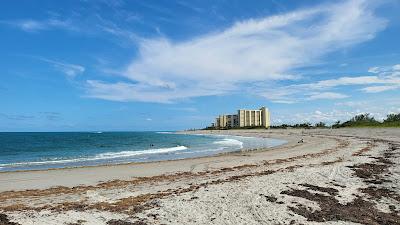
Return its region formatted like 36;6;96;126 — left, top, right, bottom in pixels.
214;107;270;129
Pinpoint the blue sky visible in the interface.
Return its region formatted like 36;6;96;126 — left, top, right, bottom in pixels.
1;0;400;131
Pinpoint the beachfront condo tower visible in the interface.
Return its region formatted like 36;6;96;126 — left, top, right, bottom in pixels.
214;107;270;129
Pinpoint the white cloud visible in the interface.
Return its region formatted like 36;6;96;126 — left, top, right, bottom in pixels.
169;107;198;112
271;97;400;125
17;20;46;31
335;101;367;107
308;92;348;100
312;76;386;88
272;109;359;124
1;19;74;32
367;64;400;77
261;66;400;103
87;0;387;103
273;109;376;124
271;100;296;104
39;58;85;77
361;85;400;93
85;80;229;103
260;76;381;103
368;66;380;73
393;64;400;71
359;64;400;93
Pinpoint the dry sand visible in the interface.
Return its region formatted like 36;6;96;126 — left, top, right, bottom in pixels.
0;128;399;225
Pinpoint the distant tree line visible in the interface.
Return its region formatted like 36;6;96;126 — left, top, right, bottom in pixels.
204;113;400;130
270;123;314;129
271;113;400;129
331;113;400;128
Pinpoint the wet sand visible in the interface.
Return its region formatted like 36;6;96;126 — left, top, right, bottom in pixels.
0;128;399;225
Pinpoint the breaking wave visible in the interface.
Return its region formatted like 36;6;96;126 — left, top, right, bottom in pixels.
96;146;188;159
213;138;243;148
0;146;188;168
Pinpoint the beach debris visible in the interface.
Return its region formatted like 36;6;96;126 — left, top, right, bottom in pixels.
259;194;277;202
282;186;400;224
0;214;21;225
348;143;396;184
66;220;86;225
299;183;339;196
282;141;400;224
106;219;145;225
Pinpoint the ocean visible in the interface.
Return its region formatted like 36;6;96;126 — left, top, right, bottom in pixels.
0;132;286;172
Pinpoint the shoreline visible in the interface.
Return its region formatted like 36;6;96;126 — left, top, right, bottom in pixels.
1;128;399;224
0;132;288;174
0;130;301;192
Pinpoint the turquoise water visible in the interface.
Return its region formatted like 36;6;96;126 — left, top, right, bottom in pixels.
0;132;286;171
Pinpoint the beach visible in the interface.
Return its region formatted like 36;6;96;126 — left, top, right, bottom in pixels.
0;128;399;224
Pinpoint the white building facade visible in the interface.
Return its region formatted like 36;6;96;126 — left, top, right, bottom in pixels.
214;107;270;129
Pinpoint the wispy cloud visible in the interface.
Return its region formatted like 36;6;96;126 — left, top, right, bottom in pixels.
0;10;139;43
360;63;400;93
308;92;349;100
40;112;62;121
93;14;142;43
0;113;35;121
368;66;380;73
0;112;62;122
261;64;400;103
335;101;368;107
1;18;75;32
86;0;388;103
85;80;229;103
361;85;400;93
169;107;198;112
273;107;397;125
393;64;400;71
38;57;85;78
176;1;205;13
271;95;400;124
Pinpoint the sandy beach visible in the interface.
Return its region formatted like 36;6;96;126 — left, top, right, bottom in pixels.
0;128;399;225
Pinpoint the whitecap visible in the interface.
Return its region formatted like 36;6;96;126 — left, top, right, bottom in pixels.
96;146;188;159
213;138;243;148
0;146;188;168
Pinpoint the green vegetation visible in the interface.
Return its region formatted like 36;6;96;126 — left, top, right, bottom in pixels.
314;122;327;128
270;123;313;129
205;113;400;130
332;113;400;128
270;113;400;129
382;113;400;127
265;113;400;129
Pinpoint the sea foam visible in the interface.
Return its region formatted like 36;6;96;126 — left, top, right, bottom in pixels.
213;138;243;148
0;146;188;168
96;145;188;159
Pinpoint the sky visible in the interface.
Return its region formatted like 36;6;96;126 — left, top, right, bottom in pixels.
1;0;400;131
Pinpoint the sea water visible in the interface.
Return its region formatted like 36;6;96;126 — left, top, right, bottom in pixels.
0;132;286;171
